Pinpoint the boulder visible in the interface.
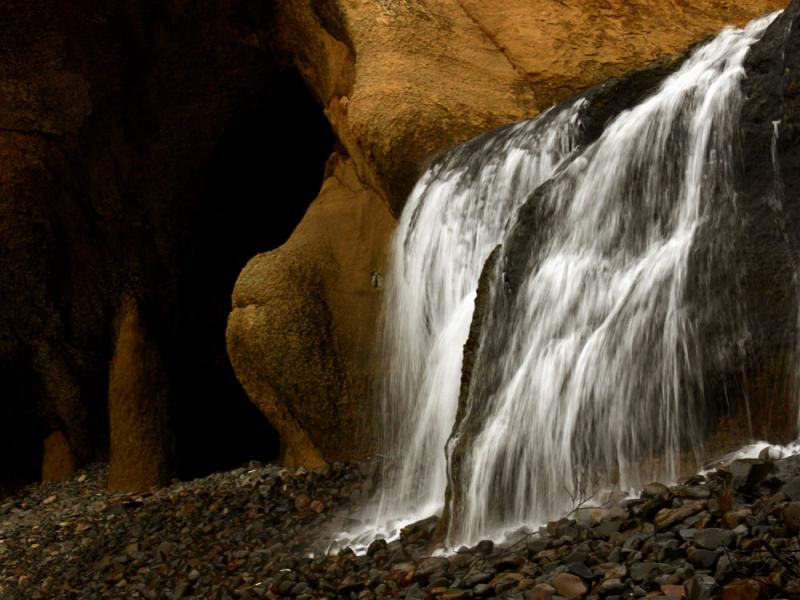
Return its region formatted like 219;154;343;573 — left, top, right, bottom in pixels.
445;1;800;539
227;156;394;466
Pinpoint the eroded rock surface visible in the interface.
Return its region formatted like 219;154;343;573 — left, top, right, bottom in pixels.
230;0;785;468
228;156;394;467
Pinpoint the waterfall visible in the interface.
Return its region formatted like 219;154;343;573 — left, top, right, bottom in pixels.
373;102;586;536
371;11;780;548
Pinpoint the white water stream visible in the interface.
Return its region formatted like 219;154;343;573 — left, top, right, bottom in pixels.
370;104;587;540
444;13;780;545
344;11;784;550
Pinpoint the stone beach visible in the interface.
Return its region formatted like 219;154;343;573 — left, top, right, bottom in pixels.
4;450;800;599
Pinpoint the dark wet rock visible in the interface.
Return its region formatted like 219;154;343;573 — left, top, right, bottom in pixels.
412;556;449;582
567;562;594;580
674;485;712;500
692;528;733;550
594;520;623;538
629;562;667;583
402;582;426;598
780;477;800;500
367;538;388;556
642;482;672;501
687;548;719;570
463;570;494;587
729;460;775;493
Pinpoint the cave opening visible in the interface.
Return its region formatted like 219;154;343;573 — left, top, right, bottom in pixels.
0;355;46;496
170;67;335;479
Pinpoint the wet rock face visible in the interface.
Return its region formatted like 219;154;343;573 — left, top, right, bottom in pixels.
0;0;336;493
445;0;800;536
228;0;785;471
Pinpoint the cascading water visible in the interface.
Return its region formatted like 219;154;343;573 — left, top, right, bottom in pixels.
363;10;784;549
372;103;587;537
445;13;779;546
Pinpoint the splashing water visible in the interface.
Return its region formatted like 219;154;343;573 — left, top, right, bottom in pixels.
444;12;780;546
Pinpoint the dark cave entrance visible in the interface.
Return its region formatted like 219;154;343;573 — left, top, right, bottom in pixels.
0;357;45;497
171;68;335;479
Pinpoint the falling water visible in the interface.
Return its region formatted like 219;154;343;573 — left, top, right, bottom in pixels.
369;11;781;548
372;103;586;536
445;13;779;546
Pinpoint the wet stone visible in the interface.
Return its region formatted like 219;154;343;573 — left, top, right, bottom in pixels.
594;520;622;538
600;578;627;594
567;562;594;580
367;538;387;556
552;572;587;599
693;528;733;550
629;562;667;583
475;539;495;555
687;548;719;570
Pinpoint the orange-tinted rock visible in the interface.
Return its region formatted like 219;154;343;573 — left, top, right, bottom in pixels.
41;431;77;482
529;583;556;600
722;579;766;600
228;155;395;467
661;584;686;598
107;295;172;492
276;0;784;216
552;573;588;599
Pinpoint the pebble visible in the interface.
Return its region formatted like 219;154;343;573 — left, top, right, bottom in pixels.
552;572;587;598
3;452;800;598
693;527;733;550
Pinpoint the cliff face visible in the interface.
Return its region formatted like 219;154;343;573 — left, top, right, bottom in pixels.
227;0;787;468
0;0;788;494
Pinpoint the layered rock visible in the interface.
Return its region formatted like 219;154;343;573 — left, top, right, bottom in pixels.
231;0;785;467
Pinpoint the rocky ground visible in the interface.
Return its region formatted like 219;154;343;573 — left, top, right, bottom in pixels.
3;453;800;599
